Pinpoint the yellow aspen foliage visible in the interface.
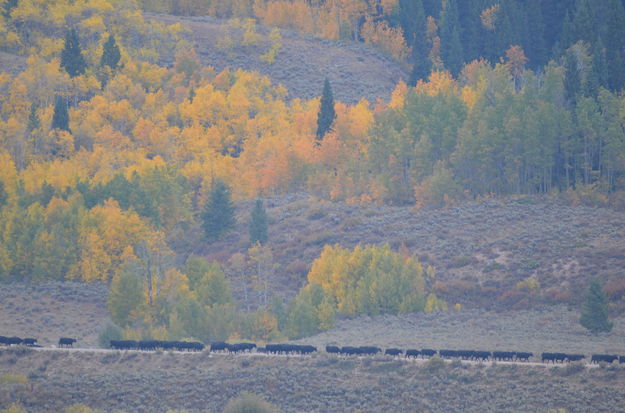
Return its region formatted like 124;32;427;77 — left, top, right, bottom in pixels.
360;17;411;62
389;80;408;109
159;268;192;302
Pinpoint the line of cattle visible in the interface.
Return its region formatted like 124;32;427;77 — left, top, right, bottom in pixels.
110;341;625;364
3;336;624;364
0;336;76;348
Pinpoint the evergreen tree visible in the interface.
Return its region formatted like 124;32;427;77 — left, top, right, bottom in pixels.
580;279;613;334
2;0;17;19
315;78;336;143
100;34;121;70
61;28;87;78
201;179;236;241
405;0;431;86
249;198;268;245
51;96;70;132
26;103;40;132
438;0;464;75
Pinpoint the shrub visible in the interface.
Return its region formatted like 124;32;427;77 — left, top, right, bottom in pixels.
449;256;475;268
433;280;477;299
604;278;625;300
306;207;326;220
423;356;445;374
224;392;280;413
98;323;123;348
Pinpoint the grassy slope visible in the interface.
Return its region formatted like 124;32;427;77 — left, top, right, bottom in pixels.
2;348;625;413
148;13;408;104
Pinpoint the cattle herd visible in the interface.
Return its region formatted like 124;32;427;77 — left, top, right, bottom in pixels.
1;335;624;365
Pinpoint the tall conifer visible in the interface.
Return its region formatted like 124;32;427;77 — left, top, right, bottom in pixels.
51;96;70;132
315;78;336;144
100;34;121;70
249;199;268;245
580;279;613;334
202;179;236;241
61;28;87;78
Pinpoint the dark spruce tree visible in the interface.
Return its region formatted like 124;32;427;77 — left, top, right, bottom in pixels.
315;78;336;144
2;0;18;19
249;198;268;245
51;96;70;132
202;179;236;241
61;28;87;78
580;279;613;334
100;34;121;70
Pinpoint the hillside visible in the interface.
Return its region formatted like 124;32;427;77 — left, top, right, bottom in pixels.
2;347;625;412
179;194;625;311
148;13;408;104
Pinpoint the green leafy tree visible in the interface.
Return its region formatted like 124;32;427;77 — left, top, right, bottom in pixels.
580;279;613;333
249;198;268;245
51;96;70;132
201;179;236;241
61;28;87;78
107;269;145;327
315;78;336;143
100;34;121;70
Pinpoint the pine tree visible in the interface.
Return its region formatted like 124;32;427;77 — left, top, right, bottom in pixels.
580;279;613;334
51;96;70;132
2;0;17;19
100;34;121;70
26;103;40;132
201;179;236;241
315;78;336;144
249;198;268;245
438;0;464;75
61;28;87;78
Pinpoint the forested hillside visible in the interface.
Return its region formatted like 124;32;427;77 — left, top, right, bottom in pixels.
0;0;624;345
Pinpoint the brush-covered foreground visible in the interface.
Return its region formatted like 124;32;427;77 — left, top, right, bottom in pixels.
1;347;625;413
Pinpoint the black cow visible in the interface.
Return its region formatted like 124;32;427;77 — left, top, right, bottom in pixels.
405;349;420;358
110;340;137;350
58;337;77;348
515;352;533;362
619;356;625;364
591;354;618;364
1;336;22;346
541;352;567;363
439;349;458;359
457;350;475;360
566;354;585;362
420;349;436;358
22;338;37;346
493;351;516;361
228;342;256;353
359;346;381;356
298;345;317;355
210;342;229;352
340;346;360;356
385;348;403;356
326;345;340;354
473;351;491;361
